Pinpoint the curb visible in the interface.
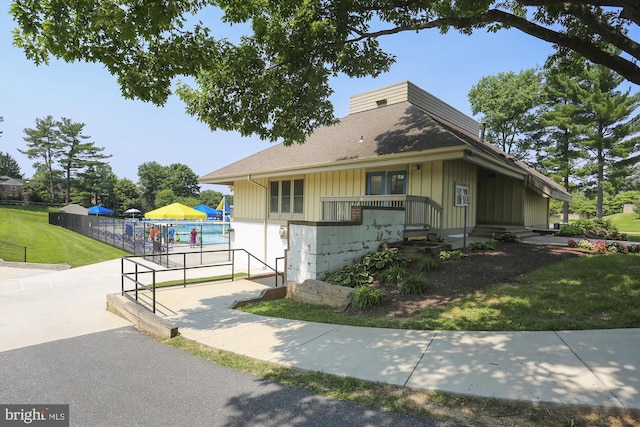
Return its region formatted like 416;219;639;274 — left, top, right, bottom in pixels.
106;294;178;339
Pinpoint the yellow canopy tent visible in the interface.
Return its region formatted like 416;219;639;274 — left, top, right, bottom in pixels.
144;203;207;220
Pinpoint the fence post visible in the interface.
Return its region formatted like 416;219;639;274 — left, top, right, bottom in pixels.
152;270;156;313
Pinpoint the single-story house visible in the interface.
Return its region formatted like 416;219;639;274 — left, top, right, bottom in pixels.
200;81;571;282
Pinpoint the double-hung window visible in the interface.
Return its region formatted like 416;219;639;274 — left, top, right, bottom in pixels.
366;170;406;195
270;179;304;216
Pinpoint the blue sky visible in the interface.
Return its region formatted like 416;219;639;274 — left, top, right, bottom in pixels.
0;5;625;193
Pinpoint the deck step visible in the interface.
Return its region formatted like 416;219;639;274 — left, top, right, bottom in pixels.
470;225;538;240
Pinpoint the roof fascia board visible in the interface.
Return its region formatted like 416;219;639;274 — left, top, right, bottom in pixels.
464;155;525;180
201;146;467;183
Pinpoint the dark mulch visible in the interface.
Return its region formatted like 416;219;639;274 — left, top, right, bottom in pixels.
348;242;588;318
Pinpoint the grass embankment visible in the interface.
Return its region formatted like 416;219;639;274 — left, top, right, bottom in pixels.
0;205;126;267
241;253;640;331
607;212;640;240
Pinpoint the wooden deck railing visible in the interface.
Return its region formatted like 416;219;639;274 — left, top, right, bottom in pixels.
320;195;443;237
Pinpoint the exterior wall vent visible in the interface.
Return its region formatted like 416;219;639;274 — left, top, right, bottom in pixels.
376;99;387;107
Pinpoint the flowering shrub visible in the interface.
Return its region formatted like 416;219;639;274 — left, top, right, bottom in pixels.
560;218;628;240
593;240;607;254
569;239;638;254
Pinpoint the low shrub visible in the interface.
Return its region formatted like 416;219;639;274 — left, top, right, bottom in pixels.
350;286;386;310
399;275;428;295
577;239;595;250
493;232;521;243
379;265;406;284
559;218;627;240
557;224;584;236
439;250;466;261
324;264;373;288
419;257;439;272
467;240;497;251
568;239;639;254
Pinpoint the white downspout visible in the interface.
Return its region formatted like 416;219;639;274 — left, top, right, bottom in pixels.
248;175;268;263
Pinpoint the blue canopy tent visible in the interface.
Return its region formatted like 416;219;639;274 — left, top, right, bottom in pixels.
88;205;115;215
193;204;222;220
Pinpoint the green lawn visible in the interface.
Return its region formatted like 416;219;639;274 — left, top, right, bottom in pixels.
242;251;640;331
0;205;126;267
606;212;640;238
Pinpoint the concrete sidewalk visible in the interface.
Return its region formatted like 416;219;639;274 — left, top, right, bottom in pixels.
1;256;639;410
145;281;639;410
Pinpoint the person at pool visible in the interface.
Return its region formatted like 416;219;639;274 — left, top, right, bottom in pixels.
189;228;197;248
168;225;175;246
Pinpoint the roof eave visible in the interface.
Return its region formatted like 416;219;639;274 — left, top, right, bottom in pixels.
199;146;467;184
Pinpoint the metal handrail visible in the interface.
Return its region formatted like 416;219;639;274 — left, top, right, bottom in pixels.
121;248;284;313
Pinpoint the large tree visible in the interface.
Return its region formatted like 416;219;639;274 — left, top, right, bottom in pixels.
534;65;586;223
19;116;62;202
468;69;542;160
57;117;111;204
112;178;143;215
0;152;22;178
137;162;200;209
573;65;640;218
137;161;168;210
73;163;117;208
165;163;201;198
10;1;640;144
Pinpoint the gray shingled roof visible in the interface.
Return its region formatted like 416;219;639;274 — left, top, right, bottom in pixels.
200;101;571;201
0;176;23;186
200;102;465;180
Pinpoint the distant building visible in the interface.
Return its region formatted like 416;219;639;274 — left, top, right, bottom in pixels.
0;176;24;199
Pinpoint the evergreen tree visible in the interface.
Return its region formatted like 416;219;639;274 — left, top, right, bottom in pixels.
574;66;640;218
57;117;111;204
535;66;586;222
0;152;22;178
19;116;63;202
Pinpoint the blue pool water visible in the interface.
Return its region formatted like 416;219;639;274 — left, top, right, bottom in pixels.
172;223;231;245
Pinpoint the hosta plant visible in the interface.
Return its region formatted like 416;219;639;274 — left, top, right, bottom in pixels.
324;264;373;288
362;246;408;272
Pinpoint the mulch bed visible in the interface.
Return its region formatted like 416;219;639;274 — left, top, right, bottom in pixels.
346;242;588;318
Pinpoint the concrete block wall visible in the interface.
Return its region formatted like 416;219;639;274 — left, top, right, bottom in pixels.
286;208;404;282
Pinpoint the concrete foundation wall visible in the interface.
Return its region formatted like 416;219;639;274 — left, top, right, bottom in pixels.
286;208;404;282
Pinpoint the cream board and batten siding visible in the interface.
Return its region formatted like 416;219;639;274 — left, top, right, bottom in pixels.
408;161;444;205
306;169;363;221
232;179;268;221
524;187;550;229
476;173;525;225
441;160;478;232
